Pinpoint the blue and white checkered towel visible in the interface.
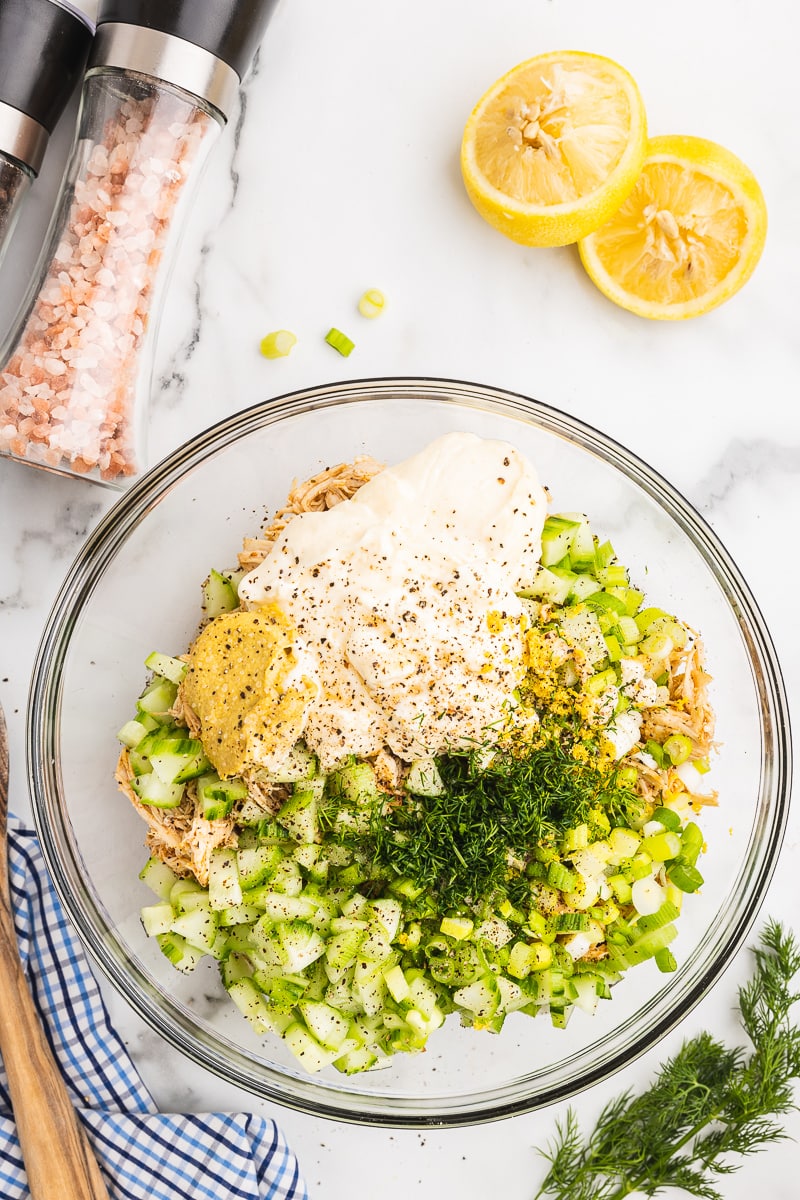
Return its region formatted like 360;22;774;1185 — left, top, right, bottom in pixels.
0;816;308;1200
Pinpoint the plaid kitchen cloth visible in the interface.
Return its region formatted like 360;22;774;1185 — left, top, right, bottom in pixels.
0;816;308;1200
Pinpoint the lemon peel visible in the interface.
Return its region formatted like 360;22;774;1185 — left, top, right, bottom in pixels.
460;50;648;248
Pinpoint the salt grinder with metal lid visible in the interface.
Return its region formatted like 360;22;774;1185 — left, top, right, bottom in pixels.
0;0;93;269
0;0;278;486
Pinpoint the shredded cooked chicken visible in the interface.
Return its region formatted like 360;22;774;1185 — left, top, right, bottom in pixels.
238;456;383;570
636;634;718;807
116;750;236;883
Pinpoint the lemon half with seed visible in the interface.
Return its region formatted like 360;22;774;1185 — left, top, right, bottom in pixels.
578;135;768;319
461;51;648;248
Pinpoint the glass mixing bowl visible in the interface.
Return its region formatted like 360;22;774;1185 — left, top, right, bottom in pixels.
28;378;791;1126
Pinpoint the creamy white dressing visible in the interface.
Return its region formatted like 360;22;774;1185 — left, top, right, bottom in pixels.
238;432;548;770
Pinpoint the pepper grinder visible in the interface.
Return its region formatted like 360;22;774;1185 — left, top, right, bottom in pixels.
0;0;278;486
0;0;93;270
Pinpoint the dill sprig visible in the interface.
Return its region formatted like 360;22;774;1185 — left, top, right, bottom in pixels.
533;919;800;1200
365;737;639;908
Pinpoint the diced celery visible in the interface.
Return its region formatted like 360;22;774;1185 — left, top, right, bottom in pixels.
667;861;704;893
440;915;474;941
507;940;552;978
641;831;682;862
384;963;410;1003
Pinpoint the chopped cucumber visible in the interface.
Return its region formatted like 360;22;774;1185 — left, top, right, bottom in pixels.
131;773;185;809
144;651;188;685
137;676;178;716
117;718;151;749
139;857;180;900
141;902;175;937
156;932;205;973
277;788;319;843
202;568;240;619
263;741;317;784
149;737;211;786
405;757;445;798
208;847;243;911
540;515;582;567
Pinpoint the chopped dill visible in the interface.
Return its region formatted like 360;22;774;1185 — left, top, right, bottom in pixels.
356;736;641;909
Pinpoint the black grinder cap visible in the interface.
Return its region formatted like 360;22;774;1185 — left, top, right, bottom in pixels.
0;0;93;135
96;0;280;81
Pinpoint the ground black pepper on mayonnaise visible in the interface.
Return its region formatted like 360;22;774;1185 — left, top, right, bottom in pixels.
235;432;549;772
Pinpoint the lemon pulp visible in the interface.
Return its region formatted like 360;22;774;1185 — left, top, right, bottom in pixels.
461;51;647;247
578;135;768;319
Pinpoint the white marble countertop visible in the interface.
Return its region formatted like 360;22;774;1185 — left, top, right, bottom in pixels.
1;1;798;1196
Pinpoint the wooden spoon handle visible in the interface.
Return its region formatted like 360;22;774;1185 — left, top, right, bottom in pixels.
0;911;110;1199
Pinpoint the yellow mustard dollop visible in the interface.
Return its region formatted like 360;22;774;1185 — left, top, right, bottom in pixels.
180;605;317;779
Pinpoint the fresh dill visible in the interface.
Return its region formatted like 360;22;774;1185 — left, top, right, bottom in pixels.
533;919;800;1200
361;737;640;909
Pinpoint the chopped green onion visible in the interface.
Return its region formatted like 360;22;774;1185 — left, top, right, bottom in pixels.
678;822;704;866
667;860;704;893
641;831;682;862
259;329;297;359
654;947;678;972
357;288;386;318
664;734;693;765
325;327;355;356
651;806;681;832
645;739;667;768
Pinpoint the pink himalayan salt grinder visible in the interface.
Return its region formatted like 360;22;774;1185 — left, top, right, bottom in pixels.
0;0;278;487
0;0;92;270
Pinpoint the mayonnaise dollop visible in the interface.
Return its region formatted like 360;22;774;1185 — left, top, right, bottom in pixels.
238;431;548;770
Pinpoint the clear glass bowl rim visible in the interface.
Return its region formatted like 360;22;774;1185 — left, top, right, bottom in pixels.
27;376;792;1127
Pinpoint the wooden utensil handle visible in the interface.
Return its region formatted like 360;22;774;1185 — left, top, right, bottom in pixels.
0;913;110;1200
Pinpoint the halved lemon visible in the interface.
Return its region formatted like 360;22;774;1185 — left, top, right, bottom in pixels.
460;51;648;248
578;135;768;319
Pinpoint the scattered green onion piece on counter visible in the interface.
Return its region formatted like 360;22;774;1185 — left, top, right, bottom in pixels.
357;288;386;318
325;327;355;356
259;330;297;359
